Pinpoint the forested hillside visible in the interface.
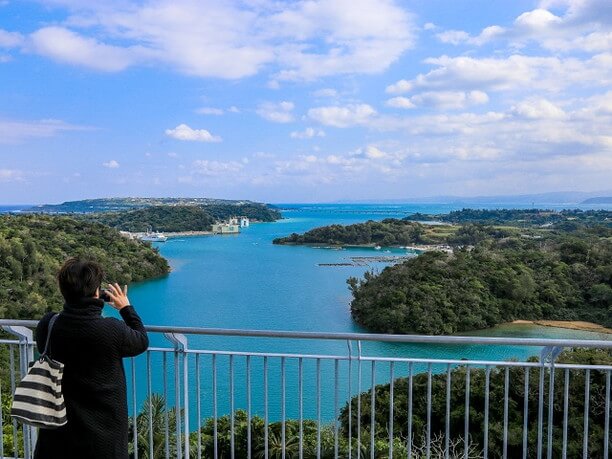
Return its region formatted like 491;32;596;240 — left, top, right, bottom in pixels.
349;231;612;334
405;208;611;228
0;214;169;319
85;206;215;232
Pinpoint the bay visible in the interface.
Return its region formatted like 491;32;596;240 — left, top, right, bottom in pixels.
119;203;609;423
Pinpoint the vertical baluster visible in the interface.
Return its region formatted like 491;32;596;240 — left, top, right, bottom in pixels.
370;360;376;459
582;369;590;459
183;351;189;459
163;352;170;459
503;367;509;459
317;358;321;459
546;358;556;459
347;345;352;459
9;346;18;459
281;357;286;459
464;365;470;459
196;353;201;459
299;357;304;459
357;348;362;457
523;367;530;459
446;364;452;459
174;351;182;458
334;359;340;459
407;362;413;459
264;356;269;459
247;355;252;459
537;365;545;459
147;352;154;459
604;370;610;459
562;369;569;459
0;375;4;459
427;363;432;459
483;366;490;459
389;362;394;459
213;353;218;459
230;354;235;459
131;358;138;459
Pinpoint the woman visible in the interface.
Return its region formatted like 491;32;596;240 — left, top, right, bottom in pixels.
34;258;149;459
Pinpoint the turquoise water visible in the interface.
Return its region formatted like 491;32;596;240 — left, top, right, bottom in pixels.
113;204;610;422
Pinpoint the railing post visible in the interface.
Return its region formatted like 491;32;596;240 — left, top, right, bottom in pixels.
541;345;563;459
164;332;189;459
2;325;37;458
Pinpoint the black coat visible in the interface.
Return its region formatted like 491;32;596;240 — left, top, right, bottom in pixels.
33;298;149;459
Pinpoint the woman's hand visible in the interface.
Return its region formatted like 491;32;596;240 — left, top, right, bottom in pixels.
106;283;131;310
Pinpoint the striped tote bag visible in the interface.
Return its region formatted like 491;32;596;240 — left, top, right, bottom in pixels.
11;313;68;428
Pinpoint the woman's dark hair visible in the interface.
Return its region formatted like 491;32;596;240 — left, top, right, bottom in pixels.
57;258;105;302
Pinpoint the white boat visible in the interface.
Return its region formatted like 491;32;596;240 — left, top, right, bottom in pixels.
374;245;382;250
141;232;168;242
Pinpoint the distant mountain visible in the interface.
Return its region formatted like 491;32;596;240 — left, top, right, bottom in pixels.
581;197;612;204
32;197;266;213
338;191;612;205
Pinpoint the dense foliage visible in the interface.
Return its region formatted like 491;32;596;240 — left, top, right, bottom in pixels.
203;203;281;222
84;206;215;232
349;232;612;334
340;348;612;459
33;197;276;213
0;214;169;320
274;219;442;246
72;203;279;232
405;208;612;229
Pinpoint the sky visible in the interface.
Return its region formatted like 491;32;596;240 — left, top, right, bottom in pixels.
0;0;611;204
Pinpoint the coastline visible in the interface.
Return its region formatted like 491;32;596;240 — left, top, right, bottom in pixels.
511;319;612;334
276;241;451;252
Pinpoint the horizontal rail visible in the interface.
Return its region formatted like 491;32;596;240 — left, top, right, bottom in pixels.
1;319;611;348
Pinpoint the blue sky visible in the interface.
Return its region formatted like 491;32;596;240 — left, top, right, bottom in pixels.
0;0;611;204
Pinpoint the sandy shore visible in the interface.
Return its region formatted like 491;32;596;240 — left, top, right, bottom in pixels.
512;319;612;334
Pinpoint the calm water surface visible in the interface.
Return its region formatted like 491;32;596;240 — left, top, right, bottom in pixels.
118;204;609;422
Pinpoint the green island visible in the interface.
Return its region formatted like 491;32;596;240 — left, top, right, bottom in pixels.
275;209;612;335
0;213;169;319
32;198;281;233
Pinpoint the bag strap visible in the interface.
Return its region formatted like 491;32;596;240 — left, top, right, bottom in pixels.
41;313;60;357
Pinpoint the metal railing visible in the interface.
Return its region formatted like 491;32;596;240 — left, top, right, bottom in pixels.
1;319;611;459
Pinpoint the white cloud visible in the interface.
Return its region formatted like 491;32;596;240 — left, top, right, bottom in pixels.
386;96;416;109
312;88;338;98
268;0;415;81
308;104;376;128
0;118;86;143
434;1;612;52
387;91;489;110
386;79;413;94
17;0;415;80
102;160;120;168
436;26;505;46
196;107;224;115
511;98;566;119
29;27;136;72
290;127;325;139
256;101;295;123
192;159;243;176
385;54;612;95
0;29;23;48
0;169;24;182
165;124;222;142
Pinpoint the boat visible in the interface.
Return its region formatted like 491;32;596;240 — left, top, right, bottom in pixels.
141;232;168;242
374;245;382;250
